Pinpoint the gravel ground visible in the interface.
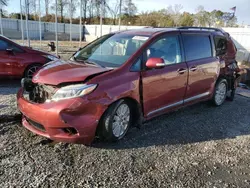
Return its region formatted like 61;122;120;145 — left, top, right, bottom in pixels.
1;80;250;187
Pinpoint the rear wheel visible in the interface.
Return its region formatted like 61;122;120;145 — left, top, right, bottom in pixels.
98;100;132;142
212;79;228;106
24;64;41;78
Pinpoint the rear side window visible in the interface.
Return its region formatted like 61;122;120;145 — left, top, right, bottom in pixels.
182;35;212;61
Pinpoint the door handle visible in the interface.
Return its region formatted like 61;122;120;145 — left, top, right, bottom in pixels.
177;68;187;74
189;66;197;71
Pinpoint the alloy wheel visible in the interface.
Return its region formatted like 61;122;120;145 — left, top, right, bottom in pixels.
215;82;227;105
27;65;40;78
112;104;130;138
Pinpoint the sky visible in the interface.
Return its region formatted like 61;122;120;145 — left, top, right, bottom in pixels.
5;0;250;25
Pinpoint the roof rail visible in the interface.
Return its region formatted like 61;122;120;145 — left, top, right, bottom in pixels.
178;26;224;33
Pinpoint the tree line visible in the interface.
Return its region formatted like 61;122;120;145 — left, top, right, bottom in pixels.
1;0;238;27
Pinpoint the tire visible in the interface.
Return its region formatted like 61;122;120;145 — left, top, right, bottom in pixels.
226;89;235;101
98;100;132;142
211;79;228;106
24;64;42;79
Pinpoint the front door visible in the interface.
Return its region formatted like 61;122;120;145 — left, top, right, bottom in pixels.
141;34;188;118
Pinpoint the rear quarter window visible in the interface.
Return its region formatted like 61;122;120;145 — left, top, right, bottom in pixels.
214;36;227;55
182;35;212;61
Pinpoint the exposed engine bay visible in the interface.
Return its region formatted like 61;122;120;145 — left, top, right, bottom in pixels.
21;78;57;103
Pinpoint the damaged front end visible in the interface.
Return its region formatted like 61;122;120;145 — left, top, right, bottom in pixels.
21;78;98;103
21;78;57;103
18;78;103;144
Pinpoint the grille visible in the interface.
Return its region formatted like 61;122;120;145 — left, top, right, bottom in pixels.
26;117;46;132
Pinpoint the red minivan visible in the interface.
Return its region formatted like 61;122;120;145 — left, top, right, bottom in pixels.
0;35;58;79
17;27;240;144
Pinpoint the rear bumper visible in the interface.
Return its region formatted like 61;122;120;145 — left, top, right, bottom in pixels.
17;88;106;144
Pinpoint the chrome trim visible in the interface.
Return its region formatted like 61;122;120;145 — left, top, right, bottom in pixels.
177;69;187;74
189;67;197;71
156;63;166;67
147;100;183;116
147;92;210;116
184;92;210;103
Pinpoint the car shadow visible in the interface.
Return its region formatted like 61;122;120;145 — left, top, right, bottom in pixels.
92;96;250;149
0;79;21;95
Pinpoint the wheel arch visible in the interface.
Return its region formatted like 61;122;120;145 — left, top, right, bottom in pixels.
217;74;233;91
95;96;144;137
23;63;43;78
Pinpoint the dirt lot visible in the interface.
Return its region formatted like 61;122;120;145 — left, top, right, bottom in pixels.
1;79;250;188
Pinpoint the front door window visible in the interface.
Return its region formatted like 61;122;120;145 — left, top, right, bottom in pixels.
146;35;182;65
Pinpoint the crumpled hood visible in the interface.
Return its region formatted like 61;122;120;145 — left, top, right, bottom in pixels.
32;60;110;85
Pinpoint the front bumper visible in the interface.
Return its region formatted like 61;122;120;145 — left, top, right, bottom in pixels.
17;88;106;144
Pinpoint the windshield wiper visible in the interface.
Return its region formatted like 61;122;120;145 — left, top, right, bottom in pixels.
72;56;82;62
84;60;105;68
73;57;105;68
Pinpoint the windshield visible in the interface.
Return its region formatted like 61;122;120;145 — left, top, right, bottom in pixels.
73;33;149;68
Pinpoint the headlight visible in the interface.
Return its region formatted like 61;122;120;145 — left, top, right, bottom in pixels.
44;55;59;61
49;84;97;102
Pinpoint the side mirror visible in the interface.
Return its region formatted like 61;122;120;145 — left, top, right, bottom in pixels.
146;57;165;69
6;48;14;54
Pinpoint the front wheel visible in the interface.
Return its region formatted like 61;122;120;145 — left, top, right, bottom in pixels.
98;100;132;142
211;79;228;106
24;64;42;78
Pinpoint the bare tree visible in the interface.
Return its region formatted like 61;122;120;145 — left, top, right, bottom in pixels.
167;4;183;26
0;0;8;6
45;0;50;17
0;0;8;35
107;0;120;24
87;0;93;21
95;0;100;18
23;0;37;20
86;0;106;23
0;0;8;17
83;0;88;22
195;5;209;26
25;0;30;19
123;0;137;16
103;0;111;20
29;0;38;20
51;0;69;22
66;0;77;18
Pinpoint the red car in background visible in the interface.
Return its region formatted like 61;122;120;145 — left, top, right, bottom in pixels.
0;35;58;79
17;27;240;145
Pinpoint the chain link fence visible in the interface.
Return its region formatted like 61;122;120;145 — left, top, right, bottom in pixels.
1;18;249;62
